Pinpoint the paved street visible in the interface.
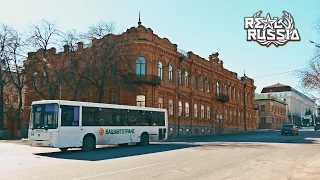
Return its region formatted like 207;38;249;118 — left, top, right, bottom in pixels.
1;128;320;180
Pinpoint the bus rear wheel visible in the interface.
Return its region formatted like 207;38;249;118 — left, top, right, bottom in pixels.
82;135;96;151
139;133;149;146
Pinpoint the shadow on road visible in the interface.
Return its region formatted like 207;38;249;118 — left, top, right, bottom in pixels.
34;130;320;161
166;130;320;145
34;143;198;161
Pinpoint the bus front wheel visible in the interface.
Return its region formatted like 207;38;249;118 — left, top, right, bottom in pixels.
139;133;149;146
82;135;96;151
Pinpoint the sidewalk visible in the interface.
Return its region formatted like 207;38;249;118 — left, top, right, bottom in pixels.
0;138;28;145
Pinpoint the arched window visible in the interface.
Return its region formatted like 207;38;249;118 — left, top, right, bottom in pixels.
194;75;198;89
225;110;228;122
33;72;38;88
206;106;211;119
111;61;118;77
225;85;227;94
185;71;189;87
194;104;198;118
178;101;182;117
136;57;146;76
136;95;145;107
201;105;205;119
158;97;163;108
178;69;182;86
206;77;210;93
200;75;204;91
110;95;118;104
216;82;220;95
169;99;174;115
185;102;190;117
43;72;47;85
169;65;173;82
158;62;163;80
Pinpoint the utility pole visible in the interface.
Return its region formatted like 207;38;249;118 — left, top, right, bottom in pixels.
242;73;247;131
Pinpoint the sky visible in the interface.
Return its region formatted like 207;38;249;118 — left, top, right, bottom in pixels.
1;0;319;97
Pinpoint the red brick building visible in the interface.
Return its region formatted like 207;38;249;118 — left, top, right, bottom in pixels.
255;93;287;129
23;21;257;137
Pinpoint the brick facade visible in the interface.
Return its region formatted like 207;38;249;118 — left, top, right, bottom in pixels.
255;98;287;130
23;22;257;137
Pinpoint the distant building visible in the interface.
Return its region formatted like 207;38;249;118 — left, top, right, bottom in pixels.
255;93;287;129
261;83;316;126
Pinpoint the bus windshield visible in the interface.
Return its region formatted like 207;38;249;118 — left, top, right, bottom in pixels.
30;103;59;129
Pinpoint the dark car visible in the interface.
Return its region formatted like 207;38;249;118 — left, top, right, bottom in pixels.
281;124;298;135
315;122;320;131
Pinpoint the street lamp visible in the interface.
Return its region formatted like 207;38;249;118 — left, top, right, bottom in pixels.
241;74;247;131
177;56;184;136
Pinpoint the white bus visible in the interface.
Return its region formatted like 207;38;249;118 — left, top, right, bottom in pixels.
28;100;168;151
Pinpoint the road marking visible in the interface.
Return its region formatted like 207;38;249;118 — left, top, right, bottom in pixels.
72;161;169;180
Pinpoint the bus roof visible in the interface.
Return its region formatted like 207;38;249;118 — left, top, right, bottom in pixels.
31;100;167;112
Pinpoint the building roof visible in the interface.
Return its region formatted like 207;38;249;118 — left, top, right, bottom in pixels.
261;83;315;103
254;93;287;105
264;83;287;88
261;83;291;93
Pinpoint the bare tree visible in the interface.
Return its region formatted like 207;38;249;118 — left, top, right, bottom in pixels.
59;30;88;100
294;50;320;96
27;20;62;100
5;28;29;137
0;24;13;136
82;21;137;103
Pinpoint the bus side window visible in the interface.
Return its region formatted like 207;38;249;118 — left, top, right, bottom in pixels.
157;112;165;126
61;105;79;126
100;108;113;126
145;111;153;126
112;109;127;126
137;110;147;126
127;110;138;126
82;107;99;126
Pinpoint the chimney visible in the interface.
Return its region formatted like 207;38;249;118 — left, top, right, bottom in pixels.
48;47;56;55
27;52;36;59
63;45;69;53
77;42;84;50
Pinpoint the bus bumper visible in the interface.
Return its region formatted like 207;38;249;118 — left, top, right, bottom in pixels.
29;140;53;147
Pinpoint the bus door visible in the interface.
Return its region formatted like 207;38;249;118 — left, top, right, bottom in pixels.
58;105;82;148
158;128;166;140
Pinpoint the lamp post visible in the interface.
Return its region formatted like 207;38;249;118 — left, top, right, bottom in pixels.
241;74;247;131
177;57;183;136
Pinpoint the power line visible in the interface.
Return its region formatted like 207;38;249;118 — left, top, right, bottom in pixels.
247;66;304;72
253;70;296;78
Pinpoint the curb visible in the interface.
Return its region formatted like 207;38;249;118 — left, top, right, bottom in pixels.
165;130;273;141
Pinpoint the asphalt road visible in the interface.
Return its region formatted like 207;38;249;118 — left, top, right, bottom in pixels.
1;128;320;180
